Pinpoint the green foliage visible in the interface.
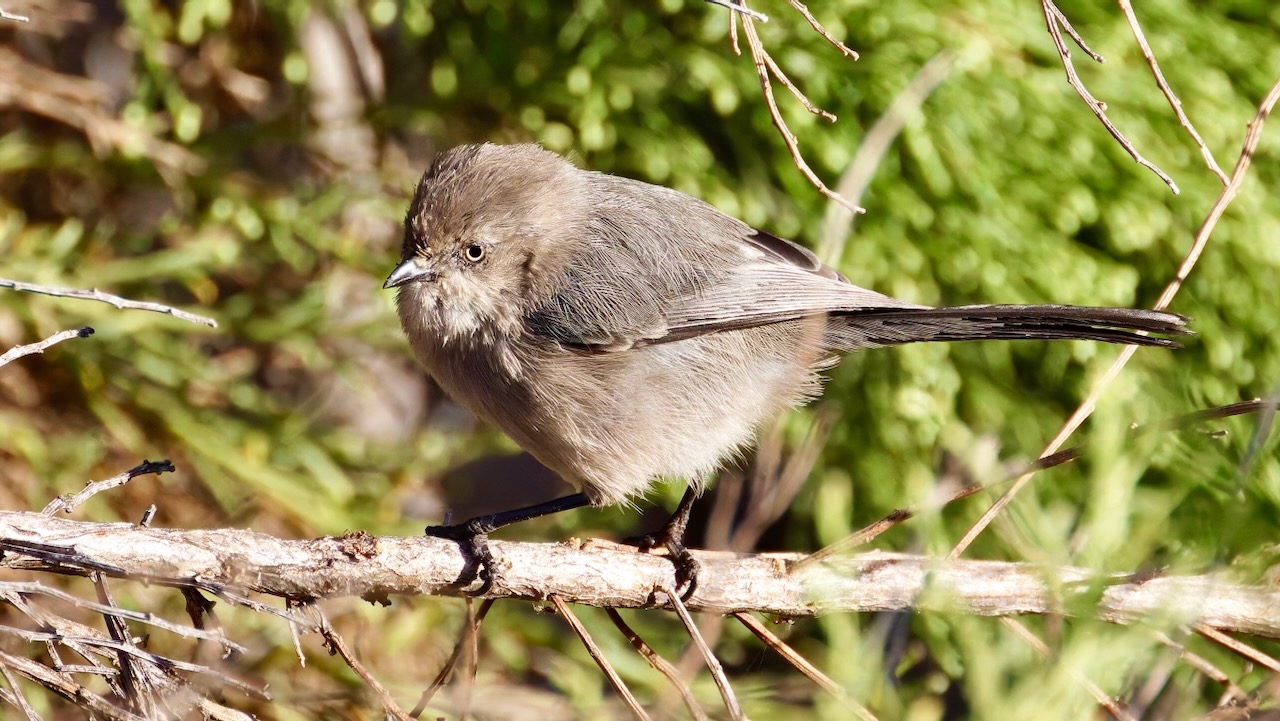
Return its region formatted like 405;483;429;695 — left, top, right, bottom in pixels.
1;0;1279;718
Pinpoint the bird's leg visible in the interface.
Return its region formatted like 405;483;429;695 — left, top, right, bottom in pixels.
635;486;702;599
426;493;591;594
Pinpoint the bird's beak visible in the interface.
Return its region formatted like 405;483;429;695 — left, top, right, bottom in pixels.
383;259;438;289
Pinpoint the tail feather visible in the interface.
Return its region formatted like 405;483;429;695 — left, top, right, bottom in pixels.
825;304;1191;351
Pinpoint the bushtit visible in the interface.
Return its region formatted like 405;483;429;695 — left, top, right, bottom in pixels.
386;143;1188;589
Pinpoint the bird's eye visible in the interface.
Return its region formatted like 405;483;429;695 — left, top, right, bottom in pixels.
464;244;485;262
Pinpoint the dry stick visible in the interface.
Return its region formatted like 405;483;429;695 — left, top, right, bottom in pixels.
457;597;479;721
728;6;741;56
0;582;243;652
666;589;744;721
706;0;768;22
762;52;836;121
605;609;709;721
304;604;414;721
410;599;495;718
733;612;878;721
818;50;957;264
676;414;830;680
7;589;125;692
1116;0;1228;185
1045;2;1104;62
787;0;857;59
0;327;93;369
0;278;218;328
1153;631;1246;701
0;665;39;721
949;73;1280;560
42;460;175;516
1195;624;1280;674
1040;0;1179;193
92;572;152;718
549;596;652;721
737;5;864;214
1001;618;1137;721
0;625;265;699
0;650;147;721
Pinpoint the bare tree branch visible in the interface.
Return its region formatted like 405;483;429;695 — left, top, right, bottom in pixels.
42;460;175;516
410;599;494;719
550;595;652;721
2;512;1280;637
300;601;414;721
1115;0;1228;185
733;0;864;213
1040;0;1179;193
0;278;218;328
606;608;709;721
667;589;743;720
734;611;878;720
0;327;93;369
705;0;768;22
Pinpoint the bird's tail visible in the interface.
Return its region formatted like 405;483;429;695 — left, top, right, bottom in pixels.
825;304;1191;350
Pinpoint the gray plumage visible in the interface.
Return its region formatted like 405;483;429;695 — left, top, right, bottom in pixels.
388;143;1188;507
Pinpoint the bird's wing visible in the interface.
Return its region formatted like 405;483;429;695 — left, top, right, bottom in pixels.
522;175;919;351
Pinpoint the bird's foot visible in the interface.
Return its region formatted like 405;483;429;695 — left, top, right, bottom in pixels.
425;520;498;595
633;511;700;600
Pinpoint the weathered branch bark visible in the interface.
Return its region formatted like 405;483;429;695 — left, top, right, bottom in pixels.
1;511;1276;638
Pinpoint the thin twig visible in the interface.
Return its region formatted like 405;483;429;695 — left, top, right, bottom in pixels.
92;572;151;717
458;597;479;721
666;589;743;720
1041;0;1178;192
0;649;148;721
304;603;414;721
1153;631;1246;701
1196;624;1280;674
0;327;93;369
549;596;652;721
1116;0;1228;185
42;460;175;516
787;0;857;59
1045;2;1104;62
762;52;836;121
705;0;768;22
728;5;741;56
0;278;218;328
0;625;267;699
949;72;1280;559
411;599;495;719
734;612;878;720
0;582;243;652
605;608;709;721
737;6;864;213
1002;618;1137;721
0;665;39;721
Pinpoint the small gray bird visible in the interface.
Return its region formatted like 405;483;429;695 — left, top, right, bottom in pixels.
386;142;1188;589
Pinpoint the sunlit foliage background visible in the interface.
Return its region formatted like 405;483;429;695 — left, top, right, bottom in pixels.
1;0;1278;718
